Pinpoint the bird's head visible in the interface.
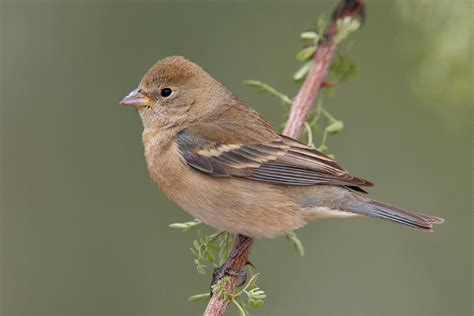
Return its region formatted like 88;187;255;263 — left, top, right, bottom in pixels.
120;56;233;130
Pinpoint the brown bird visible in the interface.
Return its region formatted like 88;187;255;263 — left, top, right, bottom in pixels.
120;56;444;240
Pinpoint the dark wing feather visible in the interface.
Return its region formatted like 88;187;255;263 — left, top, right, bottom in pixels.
177;124;373;188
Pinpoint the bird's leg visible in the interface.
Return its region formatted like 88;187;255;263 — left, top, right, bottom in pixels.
210;235;253;290
211;265;247;289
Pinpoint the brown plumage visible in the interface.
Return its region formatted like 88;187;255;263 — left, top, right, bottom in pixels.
121;56;444;238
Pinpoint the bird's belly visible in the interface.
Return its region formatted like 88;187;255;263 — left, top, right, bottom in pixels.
163;169;307;238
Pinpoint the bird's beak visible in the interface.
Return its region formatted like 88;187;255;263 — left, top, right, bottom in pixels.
120;88;154;108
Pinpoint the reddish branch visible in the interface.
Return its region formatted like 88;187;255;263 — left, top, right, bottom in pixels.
203;235;254;315
203;1;365;315
283;44;337;138
284;0;365;138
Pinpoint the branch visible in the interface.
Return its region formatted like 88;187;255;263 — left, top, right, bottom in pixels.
204;1;365;315
283;0;365;138
203;235;254;315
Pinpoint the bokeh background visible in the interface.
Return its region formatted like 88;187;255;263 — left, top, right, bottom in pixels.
1;1;472;315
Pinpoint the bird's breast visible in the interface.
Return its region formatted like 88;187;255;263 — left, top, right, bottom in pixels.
143;136;185;189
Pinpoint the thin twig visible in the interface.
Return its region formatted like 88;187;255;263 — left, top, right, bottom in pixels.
203;1;365;315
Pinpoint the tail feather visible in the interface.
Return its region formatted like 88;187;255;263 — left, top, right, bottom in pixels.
345;199;444;231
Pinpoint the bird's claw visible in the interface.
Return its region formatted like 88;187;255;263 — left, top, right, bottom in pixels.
210;263;247;291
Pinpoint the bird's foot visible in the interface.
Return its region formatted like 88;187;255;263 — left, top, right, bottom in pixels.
210;262;247;291
210;235;254;291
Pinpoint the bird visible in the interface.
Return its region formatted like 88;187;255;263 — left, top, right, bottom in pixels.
120;56;444;240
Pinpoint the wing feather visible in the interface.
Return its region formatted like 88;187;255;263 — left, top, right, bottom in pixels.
176;124;373;187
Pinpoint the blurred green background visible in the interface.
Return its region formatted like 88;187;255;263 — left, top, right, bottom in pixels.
1;1;472;315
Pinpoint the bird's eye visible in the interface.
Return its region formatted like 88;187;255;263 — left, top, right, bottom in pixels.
160;88;172;98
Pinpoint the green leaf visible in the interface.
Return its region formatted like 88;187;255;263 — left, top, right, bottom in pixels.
206;250;215;264
207;242;219;250
329;52;359;82
300;31;319;41
333;17;361;44
293;60;311;81
249;298;264;308
304;122;316;148
223;291;231;301
285;231;305;256
318;144;328;153
169;219;202;232
196;263;206;274
315;14;328;34
168;223;188;229
326;120;344;134
188;292;211;302
296;46;316;62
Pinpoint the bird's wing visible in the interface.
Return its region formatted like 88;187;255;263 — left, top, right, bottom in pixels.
176;122;373;187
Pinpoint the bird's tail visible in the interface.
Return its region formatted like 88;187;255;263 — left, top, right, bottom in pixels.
344;199;444;231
